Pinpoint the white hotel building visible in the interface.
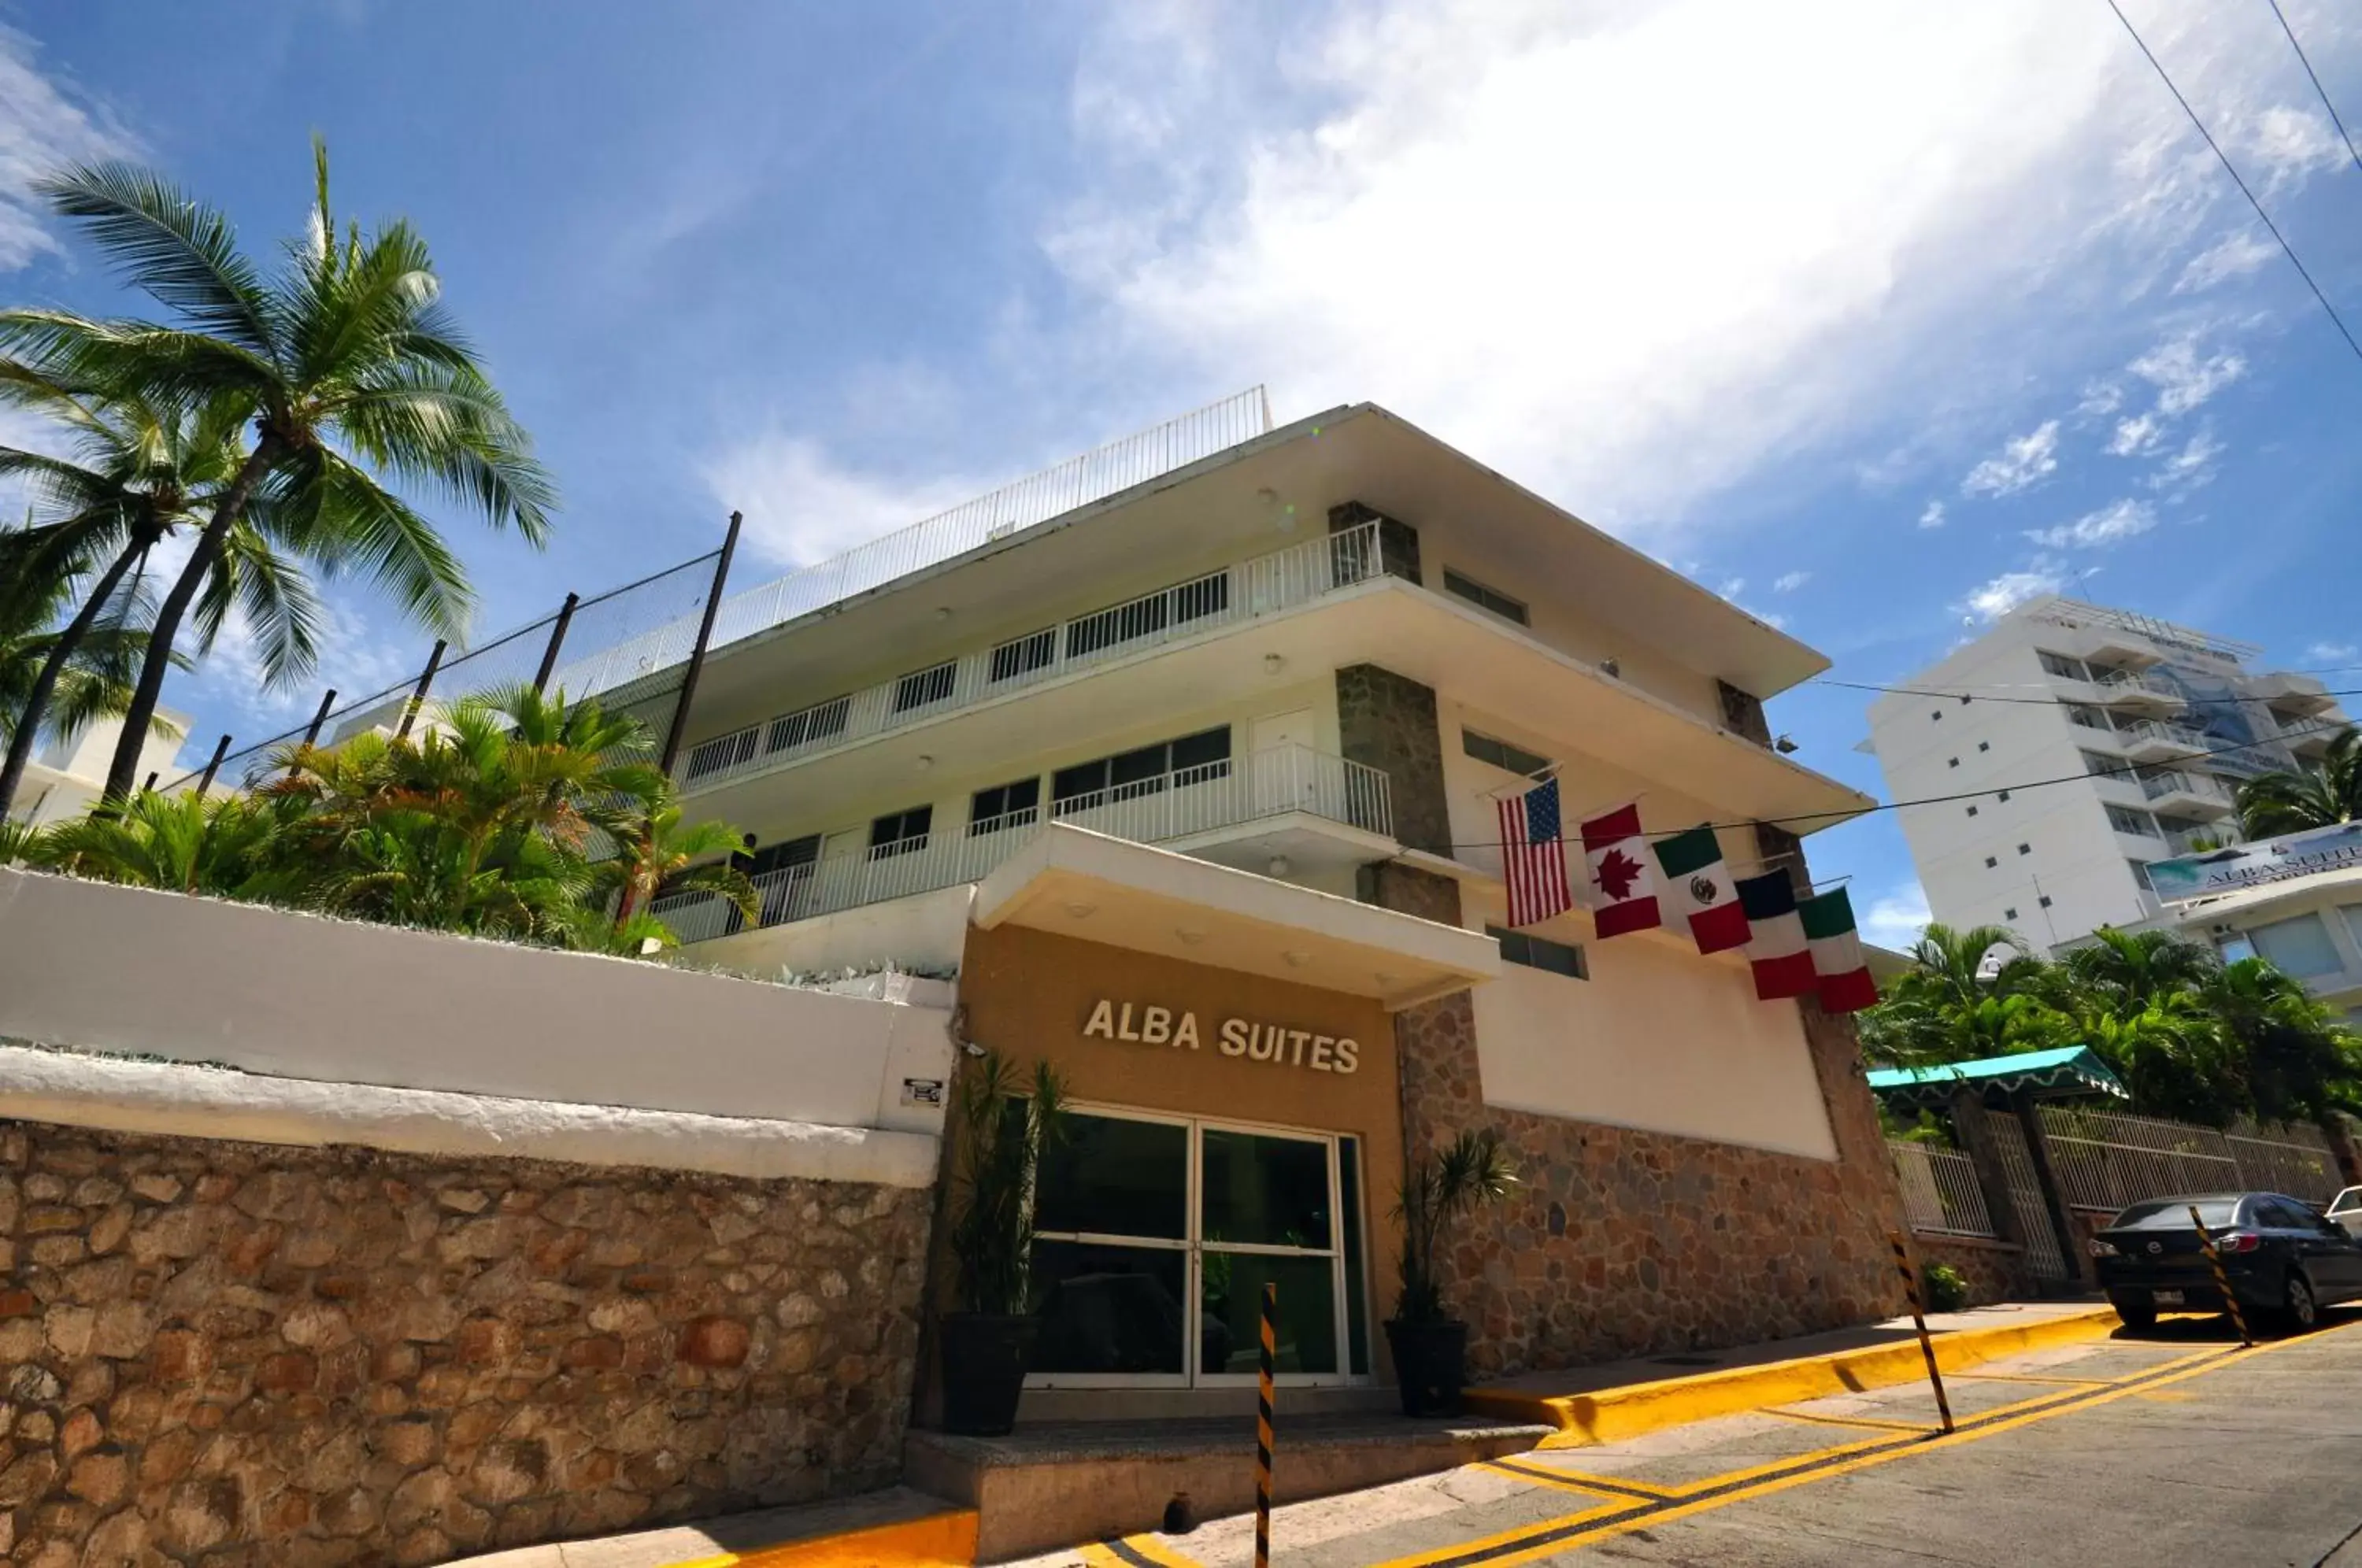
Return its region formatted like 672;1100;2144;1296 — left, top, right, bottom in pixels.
1868;597;2349;952
635;395;1907;1402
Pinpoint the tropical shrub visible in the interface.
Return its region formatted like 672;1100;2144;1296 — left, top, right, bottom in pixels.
1922;1261;1970;1314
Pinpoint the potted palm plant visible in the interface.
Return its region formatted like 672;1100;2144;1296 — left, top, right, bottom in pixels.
1386;1128;1518;1417
939;1048;1067;1435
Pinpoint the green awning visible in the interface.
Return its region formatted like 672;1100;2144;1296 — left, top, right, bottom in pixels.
1866;1046;2127;1112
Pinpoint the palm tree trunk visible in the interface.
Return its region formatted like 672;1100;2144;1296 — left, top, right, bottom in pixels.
0;521;158;821
98;438;283;805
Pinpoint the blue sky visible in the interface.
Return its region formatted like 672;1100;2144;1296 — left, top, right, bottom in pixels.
4;0;2360;943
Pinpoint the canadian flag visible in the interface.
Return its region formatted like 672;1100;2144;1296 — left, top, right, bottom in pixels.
1579;804;1660;938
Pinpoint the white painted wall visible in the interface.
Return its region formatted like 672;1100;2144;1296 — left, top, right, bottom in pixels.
0;868;955;1137
687;884;977;978
1431;691;1839;1159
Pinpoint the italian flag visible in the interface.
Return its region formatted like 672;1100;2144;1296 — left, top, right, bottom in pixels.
1735;871;1818;1000
1800;888;1879;1013
1579;803;1660;938
1650;825;1749;954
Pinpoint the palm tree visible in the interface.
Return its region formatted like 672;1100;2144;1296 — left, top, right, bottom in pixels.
1;139;555;804
0;522;173;769
590;800;758;938
2201;959;2362;1126
0;383;314;818
2057;927;2219;1011
1896;923;2045;1011
33;789;302;900
2236;726;2362;838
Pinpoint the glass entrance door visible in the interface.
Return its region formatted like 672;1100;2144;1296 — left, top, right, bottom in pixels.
1026;1108;1366;1388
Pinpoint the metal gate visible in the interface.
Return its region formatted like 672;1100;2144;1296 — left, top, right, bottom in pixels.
1988;1115;2070;1280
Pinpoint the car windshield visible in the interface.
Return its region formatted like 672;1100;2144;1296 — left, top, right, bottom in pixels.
2332;1191;2362;1215
2110;1199;2242;1229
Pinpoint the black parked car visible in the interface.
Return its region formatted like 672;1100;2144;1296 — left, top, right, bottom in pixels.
2091;1192;2362;1332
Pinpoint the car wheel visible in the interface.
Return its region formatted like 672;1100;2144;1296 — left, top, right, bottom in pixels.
2279;1272;2319;1333
2110;1296;2157;1333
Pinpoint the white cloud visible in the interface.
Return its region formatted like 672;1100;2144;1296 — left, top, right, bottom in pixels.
2026;497;2155;550
2075;380;2123;417
2305;642;2359;666
1772;571;1810;594
1046;1;2343;541
1916;500;1946;530
1860;884;1932;950
1960;564;2065;621
2105;414;2160;456
2149;431;2221;492
702;434;989;568
2240;103;2349;187
0;24;135;272
1717;575;1746;600
2175;228;2276;292
2128;333;2245;416
1961;420;2060;497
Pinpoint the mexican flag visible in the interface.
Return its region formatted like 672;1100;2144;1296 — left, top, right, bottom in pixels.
1735;871;1818;1000
1800;888;1879;1013
1650;825;1749;953
1579;802;1660;938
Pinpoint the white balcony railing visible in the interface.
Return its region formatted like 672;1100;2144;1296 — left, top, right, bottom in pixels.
657;745;1393;945
679;521;1390;795
2090;669;2182;704
2118;719;2208;753
2139;770;2231;805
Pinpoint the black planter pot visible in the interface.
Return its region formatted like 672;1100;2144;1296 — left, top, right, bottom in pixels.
939;1313;1039;1436
1385;1318;1469;1418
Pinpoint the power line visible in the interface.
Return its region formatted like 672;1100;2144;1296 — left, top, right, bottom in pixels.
1816;675;2362;711
2265;0;2362;175
2102;0;2362;365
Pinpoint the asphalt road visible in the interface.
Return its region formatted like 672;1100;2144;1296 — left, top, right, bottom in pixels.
1053;1308;2362;1567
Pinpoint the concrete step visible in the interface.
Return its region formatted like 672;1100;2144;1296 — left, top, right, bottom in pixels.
453;1483;976;1566
903;1411;1553;1562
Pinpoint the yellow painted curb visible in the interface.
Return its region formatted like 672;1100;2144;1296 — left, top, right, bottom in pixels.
663;1507;980;1566
1463;1308;2123;1449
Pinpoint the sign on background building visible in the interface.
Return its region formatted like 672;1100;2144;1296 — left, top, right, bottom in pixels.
2148;819;2362;901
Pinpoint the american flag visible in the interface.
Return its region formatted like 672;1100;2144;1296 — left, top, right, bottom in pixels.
1497;776;1573;928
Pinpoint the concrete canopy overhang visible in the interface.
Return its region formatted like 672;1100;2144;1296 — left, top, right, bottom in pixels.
971;824;1501;1011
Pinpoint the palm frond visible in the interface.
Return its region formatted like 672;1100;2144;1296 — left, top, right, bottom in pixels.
35;162;280;357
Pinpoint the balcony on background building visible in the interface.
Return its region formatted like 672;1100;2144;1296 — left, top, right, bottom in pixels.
2165;823;2241;857
2247;670;2338;717
2117;719;2210;764
2086;668;2185;716
2139;769;2235;820
657;745;1394;943
677;520;1389;798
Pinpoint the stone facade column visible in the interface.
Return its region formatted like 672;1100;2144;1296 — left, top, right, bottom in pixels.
1328;501;1423;585
1717;680;1774;747
1336;664;1453;856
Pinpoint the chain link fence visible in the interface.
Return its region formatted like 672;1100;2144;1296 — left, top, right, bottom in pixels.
2036;1105;2342;1208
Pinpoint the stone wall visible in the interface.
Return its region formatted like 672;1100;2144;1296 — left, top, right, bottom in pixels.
0;1119;930;1567
1912;1233;2033;1308
1335;665;1452;856
1393;987;1906;1378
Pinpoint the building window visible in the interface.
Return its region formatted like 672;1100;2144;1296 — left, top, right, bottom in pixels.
989;627;1057;683
2005;907;2019;920
2082;749;2118;776
969;777;1041;835
2249;912;2345;979
1442;569;1531;627
2017;843;2032;856
2038;651;2086;680
869;805;933;859
1966;804;1979;817
1932;710;1943;721
1979;741;1991;753
2068;704;2109;730
1997;790;2012;802
893;660;957;713
2218;931;2257;964
1053;727;1232;811
1948;757;1960;768
1463;728;1552;778
1487;926;1586;979
2129;859;2156;893
2038;895;2053;908
2107;804;2159;838
1984;856;1997;868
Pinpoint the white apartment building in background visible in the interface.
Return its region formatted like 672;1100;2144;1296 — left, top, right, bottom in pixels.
1868;597;2349;952
2;708;191;827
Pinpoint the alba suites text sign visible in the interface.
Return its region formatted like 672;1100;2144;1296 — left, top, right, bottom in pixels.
1080;998;1362;1074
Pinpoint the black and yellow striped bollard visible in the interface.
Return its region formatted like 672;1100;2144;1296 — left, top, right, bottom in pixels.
1889;1232;1955;1434
2187;1204;2253;1348
1255;1281;1276;1568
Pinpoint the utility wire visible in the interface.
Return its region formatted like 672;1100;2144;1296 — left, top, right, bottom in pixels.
2265;0;2362;175
1814;675;2362;710
1436;722;2292;853
2103;0;2362;364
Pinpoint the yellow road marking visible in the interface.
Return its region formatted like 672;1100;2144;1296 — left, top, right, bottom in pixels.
1945;1372;2116;1386
1482;1461;1678;1500
1370;1333;2327;1568
1089;1533;1207;1568
1761;1407;1934;1434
